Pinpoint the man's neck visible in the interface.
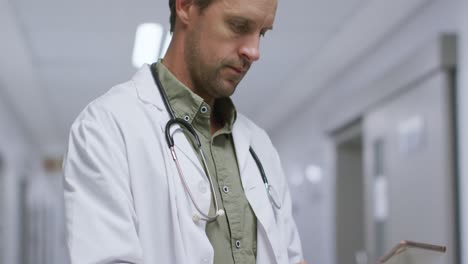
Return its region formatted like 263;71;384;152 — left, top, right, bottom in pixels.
210;117;223;135
163;46;221;135
162;45;215;109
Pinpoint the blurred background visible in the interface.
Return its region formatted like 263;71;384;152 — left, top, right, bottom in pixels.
1;0;468;263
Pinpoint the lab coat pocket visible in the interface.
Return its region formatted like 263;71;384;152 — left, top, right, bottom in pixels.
246;183;286;262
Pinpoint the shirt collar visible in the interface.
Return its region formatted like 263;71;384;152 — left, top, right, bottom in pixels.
155;61;237;135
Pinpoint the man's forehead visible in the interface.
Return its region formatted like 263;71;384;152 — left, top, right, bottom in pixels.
218;0;277;10
217;0;277;24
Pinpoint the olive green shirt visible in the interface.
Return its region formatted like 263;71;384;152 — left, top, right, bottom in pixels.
156;62;257;264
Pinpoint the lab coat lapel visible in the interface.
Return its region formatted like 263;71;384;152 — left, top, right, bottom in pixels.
171;126;206;179
134;64;211;223
133;64;165;112
232;121;271;218
156;109;211;219
233;120;283;264
133;64;206;177
232;122;251;185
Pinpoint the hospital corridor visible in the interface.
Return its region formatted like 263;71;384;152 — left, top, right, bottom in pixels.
2;0;468;263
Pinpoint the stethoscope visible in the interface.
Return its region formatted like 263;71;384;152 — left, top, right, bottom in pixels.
150;64;281;222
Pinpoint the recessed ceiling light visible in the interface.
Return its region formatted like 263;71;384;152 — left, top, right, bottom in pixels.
305;164;323;184
132;23;164;68
160;31;172;58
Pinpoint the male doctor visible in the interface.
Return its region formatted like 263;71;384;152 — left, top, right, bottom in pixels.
63;0;306;263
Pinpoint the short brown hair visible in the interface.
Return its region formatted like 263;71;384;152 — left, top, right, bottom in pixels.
169;0;214;32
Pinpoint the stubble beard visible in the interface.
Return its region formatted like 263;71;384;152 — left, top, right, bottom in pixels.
184;29;241;101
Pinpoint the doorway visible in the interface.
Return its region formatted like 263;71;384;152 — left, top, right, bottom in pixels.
333;120;367;264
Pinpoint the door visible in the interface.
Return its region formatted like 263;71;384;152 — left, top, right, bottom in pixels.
0;154;3;264
363;71;458;263
333;121;367;264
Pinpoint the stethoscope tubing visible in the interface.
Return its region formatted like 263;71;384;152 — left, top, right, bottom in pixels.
152;64;223;221
150;63;281;222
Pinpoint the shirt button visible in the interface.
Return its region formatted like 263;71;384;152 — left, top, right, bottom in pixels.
200;105;208;113
222;186;230;193
201;257;209;264
235;240;241;249
198;181;208;193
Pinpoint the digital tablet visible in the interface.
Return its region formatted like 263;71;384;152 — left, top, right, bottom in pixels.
379;240;446;264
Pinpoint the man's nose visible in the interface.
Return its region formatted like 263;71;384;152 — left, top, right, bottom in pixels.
239;35;260;63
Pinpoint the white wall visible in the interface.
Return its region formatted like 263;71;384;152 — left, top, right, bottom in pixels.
0;86;33;264
269;0;461;263
0;94;31;160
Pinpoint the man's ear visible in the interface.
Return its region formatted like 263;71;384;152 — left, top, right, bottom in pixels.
175;0;196;27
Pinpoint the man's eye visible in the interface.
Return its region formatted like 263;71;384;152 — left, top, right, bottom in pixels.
230;22;248;33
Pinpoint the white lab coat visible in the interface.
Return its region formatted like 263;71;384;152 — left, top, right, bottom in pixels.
63;64;304;264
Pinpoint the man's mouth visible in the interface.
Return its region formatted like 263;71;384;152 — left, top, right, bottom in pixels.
227;65;247;75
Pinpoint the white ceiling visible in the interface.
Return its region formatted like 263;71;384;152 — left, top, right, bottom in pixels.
0;0;431;155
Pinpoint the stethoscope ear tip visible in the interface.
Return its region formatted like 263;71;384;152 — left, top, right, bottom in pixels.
217;209;225;217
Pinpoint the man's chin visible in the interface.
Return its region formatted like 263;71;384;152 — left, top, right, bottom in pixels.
214;83;237;98
223;79;241;94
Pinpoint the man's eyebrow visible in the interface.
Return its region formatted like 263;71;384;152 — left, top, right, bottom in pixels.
227;15;274;31
227;15;252;24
